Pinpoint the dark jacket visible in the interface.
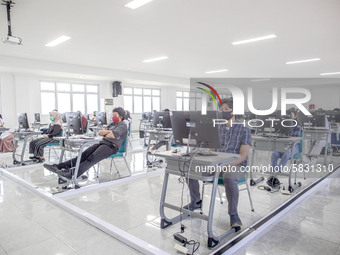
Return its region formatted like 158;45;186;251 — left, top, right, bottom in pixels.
46;124;62;138
103;121;128;148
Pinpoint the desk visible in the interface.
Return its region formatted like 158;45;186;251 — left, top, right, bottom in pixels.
146;129;173;165
303;128;332;165
12;131;42;165
58;137;101;188
155;150;239;248
31;123;48;131
249;136;300;192
88;126;102;137
0;127;10;133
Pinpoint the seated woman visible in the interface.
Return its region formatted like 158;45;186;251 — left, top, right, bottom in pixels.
29;111;63;163
271;108;302;171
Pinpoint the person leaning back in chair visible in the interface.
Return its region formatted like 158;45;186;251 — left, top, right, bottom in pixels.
185;97;251;228
44;107;128;179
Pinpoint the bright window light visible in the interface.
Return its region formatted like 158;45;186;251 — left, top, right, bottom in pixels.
286;58;320;65
232;34;277;45
45;36;71;47
143;56;168;63
320;72;340;76
205;69;228;74
125;0;153;9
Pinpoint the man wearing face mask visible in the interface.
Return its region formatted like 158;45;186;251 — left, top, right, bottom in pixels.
44;107;128;179
185;97;251;228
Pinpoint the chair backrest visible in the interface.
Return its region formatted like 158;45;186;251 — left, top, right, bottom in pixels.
299;131;303;153
118;136;128;154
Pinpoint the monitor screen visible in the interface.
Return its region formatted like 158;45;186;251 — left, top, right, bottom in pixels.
17;113;29;130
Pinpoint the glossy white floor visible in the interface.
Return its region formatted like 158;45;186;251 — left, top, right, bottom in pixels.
0;134;339;254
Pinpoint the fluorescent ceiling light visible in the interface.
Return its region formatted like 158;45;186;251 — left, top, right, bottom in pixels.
143;56;168;63
205;69;228;74
125;0;152;9
251;78;271;82
45;36;71;47
232;34;277;45
286;58;320;65
320;72;340;76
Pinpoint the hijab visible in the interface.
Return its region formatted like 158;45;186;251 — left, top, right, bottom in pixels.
49;111;63;129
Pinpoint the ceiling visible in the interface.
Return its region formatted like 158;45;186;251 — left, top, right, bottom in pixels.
0;0;339;80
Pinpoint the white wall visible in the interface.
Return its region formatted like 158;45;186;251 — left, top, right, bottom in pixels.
0;73;185;131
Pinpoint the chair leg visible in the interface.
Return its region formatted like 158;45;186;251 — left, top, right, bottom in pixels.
113;159;119;174
201;182;206;214
245;181;254;212
48;147;51;161
124;157;131;175
217;186;223;204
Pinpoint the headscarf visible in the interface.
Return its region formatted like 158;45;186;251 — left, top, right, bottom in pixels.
49;111;63;129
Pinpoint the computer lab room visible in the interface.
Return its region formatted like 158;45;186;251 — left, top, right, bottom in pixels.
0;1;340;255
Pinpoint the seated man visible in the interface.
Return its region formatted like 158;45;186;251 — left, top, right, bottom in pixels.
185;97;251;228
271;108;302;171
44;107;128;179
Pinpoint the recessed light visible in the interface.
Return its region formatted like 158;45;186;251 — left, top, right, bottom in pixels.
45;36;71;47
143;56;168;63
125;0;152;9
320;72;340;76
251;78;271;82
286;58;320;65
232;34;277;45
205;69;228;74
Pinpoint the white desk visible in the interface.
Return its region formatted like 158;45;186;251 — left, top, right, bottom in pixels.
12;131;42;165
303;128;332;165
57;137;101;188
155;150;239;248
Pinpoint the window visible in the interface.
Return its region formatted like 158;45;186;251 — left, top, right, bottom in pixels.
40;81;99;114
176;91;202;111
123;87;161;113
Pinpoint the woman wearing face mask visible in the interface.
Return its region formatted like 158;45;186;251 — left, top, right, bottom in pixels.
44;107;128;180
28;111;63;163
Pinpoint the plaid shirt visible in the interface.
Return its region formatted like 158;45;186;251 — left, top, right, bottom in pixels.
217;123;252;166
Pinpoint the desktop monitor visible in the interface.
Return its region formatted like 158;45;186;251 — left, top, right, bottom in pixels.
171;111;220;149
17;113;29;130
96;111;107;125
153;111;172;129
255;114;279;134
34;113;40;123
273;115;294;135
61;113;67;123
142;112;152;121
84;114;90;120
297;110;313;128
66;112;84;135
311;110;326;128
326;111;340;123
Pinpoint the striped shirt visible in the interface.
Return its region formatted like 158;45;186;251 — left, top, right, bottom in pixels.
217;123;252;166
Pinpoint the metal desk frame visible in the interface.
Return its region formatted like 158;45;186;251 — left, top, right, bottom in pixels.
302;128;332;165
57;137;101;188
249;136;300;192
155;151;239;248
12;131;42;165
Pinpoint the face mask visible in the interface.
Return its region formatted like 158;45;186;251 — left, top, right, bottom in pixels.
112;116;120;124
49;116;54;121
222;111;233;120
